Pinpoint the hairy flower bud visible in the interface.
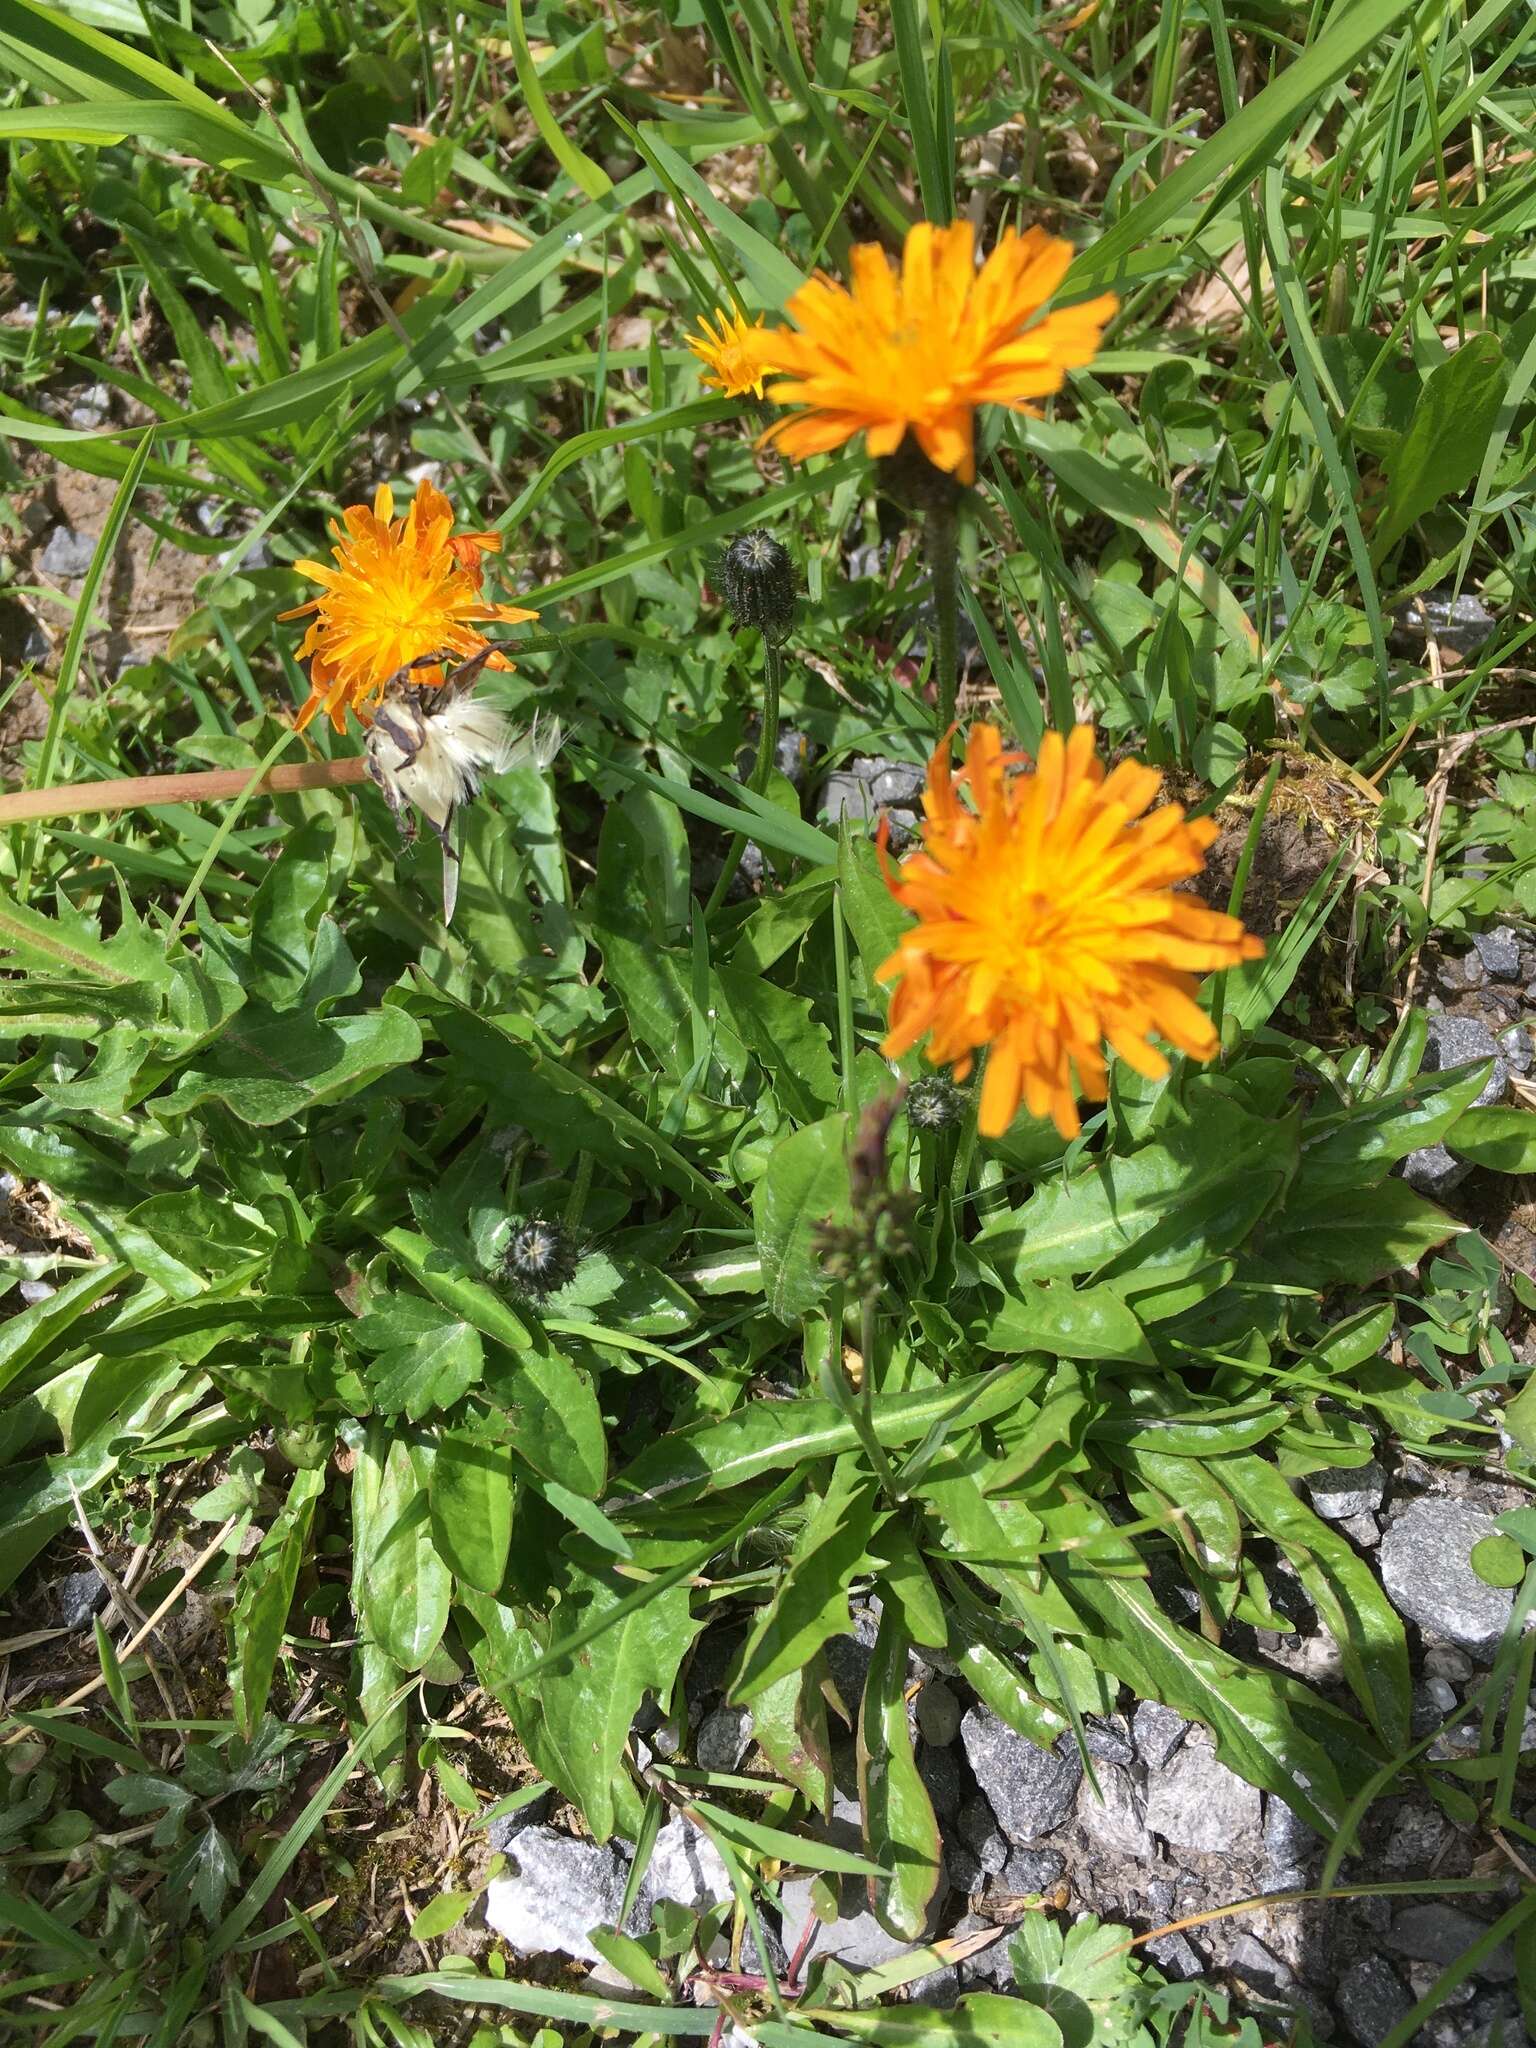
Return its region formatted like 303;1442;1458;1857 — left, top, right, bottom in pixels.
718;529;797;645
500;1216;583;1300
906;1074;967;1130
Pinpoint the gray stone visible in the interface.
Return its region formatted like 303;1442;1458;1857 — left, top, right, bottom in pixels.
1382;1803;1454;1873
55;1568;108;1633
485;1790;550;1851
1076;1762;1153;1857
906;1964;961;2007
1306;1459;1386;1521
39;526;98;579
1083;1716;1136;1767
1145;1932;1205;1981
1475;928;1523;982
915;1679;961;1748
917;1740;961;1818
1423;1014;1507;1108
817;773;875;824
1143;1734;1263;1854
951;1912;1012;1987
1336;1956;1413;2047
1498;1025;1533;1076
993;1845;1064;1896
696;1705;753;1772
1403;1142;1474;1197
945;1840;987;1893
1393;593;1498;660
1264;1798;1318;1877
1133;1699;1188;1768
1230;1933;1297;2000
67;382;109;429
1388;1905;1515;1981
1379;1499;1515;1660
18;1278;54;1305
960;1708;1082;1842
1339;1510;1381;1548
483;1826;628;1962
869;763;925;809
640;1815;732;1915
956;1794;1008;1873
779;1873;914;1971
1438;949;1488;993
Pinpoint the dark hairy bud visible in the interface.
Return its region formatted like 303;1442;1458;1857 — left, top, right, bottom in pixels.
906;1074;967;1130
501;1215;583;1300
719;529;797;645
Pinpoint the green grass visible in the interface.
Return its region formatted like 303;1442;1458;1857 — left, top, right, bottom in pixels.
3;0;1536;2042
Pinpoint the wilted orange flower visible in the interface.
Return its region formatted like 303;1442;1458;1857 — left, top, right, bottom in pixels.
750;220;1116;484
280;479;537;732
878;725;1263;1139
686;305;767;399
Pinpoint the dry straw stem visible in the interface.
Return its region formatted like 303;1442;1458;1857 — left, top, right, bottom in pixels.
0;754;370;826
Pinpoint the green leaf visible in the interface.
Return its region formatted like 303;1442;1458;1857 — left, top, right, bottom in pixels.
230;1468;324;1738
410;1892;475;1941
496;1557;699;1842
1375;334;1506;559
823;1994;1062;2047
1447;1106;1536;1174
1252;1178;1458;1288
159;1005;423;1124
1008;1914;1147;2048
858;1605;942;1941
975;1284;1154;1365
355;1302;484;1422
359;1439;452;1672
429;1432;514;1596
1299;1061;1496;1191
735;1455;880;1700
1219;1457;1410;1748
956;1644;1067;1751
753;1113;849;1323
748;1662;832;1813
715;964;839;1122
1471;1535;1525;1589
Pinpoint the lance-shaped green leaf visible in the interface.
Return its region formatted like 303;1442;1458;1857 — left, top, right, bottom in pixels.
858;1604;942;1941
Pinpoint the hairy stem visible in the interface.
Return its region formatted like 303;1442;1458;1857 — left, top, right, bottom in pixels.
705;636;784;917
926;497;961;741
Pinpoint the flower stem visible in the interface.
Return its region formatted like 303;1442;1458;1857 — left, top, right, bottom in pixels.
705;636;784;917
0;753;370;827
926;496;961;742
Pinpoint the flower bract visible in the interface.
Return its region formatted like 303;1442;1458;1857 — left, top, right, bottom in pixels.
751;220;1116;484
280;479;537;732
878;724;1264;1139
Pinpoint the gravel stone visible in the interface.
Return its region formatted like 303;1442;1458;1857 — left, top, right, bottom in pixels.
1336;1957;1414;2047
817;772;874;823
1392;593;1498;659
1402;1142;1473;1196
39;526;99;579
956;1793;1009;1873
67;382;109;429
1083;1716;1136;1767
993;1845;1065;1896
915;1679;961;1747
1076;1762;1153;1857
1143;1734;1263;1854
484;1790;551;1851
55;1568;108;1632
18;1278;55;1304
1339;1510;1381;1548
1263;1798;1319;1879
483;1827;629;1962
1474;928;1523;981
868;763;925;808
1422;1014;1507;1108
1387;1905;1515;1981
1497;1025;1533;1076
1145;1932;1205;1980
1306;1459;1386;1521
695;1705;752;1771
1133;1699;1188;1768
917;1739;962;1818
1230;1933;1297;2000
640;1815;732;1915
1382;1803;1454;1873
1378;1499;1515;1660
960;1708;1083;1842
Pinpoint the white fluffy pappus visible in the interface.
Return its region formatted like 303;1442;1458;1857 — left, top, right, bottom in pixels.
365;653;562;921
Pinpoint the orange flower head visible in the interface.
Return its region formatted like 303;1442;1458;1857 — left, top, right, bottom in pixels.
280;479;538;732
878;725;1264;1140
750;220;1116;485
686;305;767;399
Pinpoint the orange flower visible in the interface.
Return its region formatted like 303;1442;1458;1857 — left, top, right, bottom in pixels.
280;479;537;732
878;725;1263;1139
686;305;767;399
750;220;1116;485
